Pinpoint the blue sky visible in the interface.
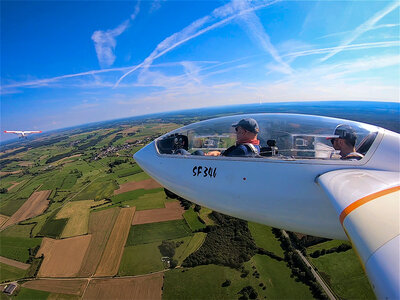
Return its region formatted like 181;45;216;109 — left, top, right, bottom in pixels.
1;0;399;141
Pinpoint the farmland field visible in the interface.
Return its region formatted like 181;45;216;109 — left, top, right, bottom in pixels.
307;239;350;254
15;287;50;300
114;178;161;195
56;200;107;238
83;273;163;300
1;190;51;230
78;208;120;277
0;215;9;228
173;233;206;265
22;279;87;296
0;223;35;238
94;207;136;277
36;235;92;277
0;262;26;282
248;222;284;257
183;208;206;231
127;219;192;246
132;201;184;225
73;180;118;201
310;249;374;299
0;236;42;262
118;242;164;276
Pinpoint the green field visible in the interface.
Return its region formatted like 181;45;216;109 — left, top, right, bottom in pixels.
251;254;313;299
0;236;42;262
106;188;165;211
73;179;118;201
118;242;164;276
38;218;68;238
0;262;26;282
0;197;28;217
15;287;50;300
307;239;350;254
248;222;284;257
198;207;215;225
126;220;192;246
183;208;206;231
0;224;35;238
173;233;207;265
115;170;150;184
310;250;374;299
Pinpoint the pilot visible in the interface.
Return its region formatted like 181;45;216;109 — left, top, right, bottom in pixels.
206;118;260;157
327;124;364;160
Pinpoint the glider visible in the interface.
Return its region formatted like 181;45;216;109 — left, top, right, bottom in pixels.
3;130;42;138
134;113;399;299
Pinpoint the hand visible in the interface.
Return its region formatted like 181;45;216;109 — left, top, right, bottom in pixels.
205;151;221;156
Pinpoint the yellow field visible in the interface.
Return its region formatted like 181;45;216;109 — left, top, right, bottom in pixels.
56;200;107;238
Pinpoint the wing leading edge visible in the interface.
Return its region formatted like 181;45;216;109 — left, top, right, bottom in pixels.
317;169;399;299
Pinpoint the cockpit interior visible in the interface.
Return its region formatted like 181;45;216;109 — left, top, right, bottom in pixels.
156;114;379;161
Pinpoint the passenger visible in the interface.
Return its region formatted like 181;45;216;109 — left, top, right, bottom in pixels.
206;118;260;157
327;124;364;160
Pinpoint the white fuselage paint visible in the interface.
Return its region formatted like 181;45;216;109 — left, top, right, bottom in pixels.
134;128;398;240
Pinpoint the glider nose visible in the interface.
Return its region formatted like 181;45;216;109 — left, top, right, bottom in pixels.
133;141;157;176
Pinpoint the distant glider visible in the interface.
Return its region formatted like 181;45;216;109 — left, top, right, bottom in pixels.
4;130;42;138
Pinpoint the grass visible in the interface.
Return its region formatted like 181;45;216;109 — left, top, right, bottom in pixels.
55;200;105;238
38;218;68;239
74;179;118;201
162;263;270;300
183;208;206;231
310;249;375;299
307;239;350;255
118;242;164;276
0;224;35;238
0;236;42;262
126;220;192;246
248;222;284;257
15;287;50;300
198;207;215;225
250;254;313;299
0;262;26;282
103;188;165;211
0;198;28;217
115;170;150;184
173;233;207;265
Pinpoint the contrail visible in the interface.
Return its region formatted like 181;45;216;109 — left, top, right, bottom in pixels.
320;1;400;62
114;0;281;87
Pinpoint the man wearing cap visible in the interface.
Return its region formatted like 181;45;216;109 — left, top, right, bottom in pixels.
327;124;364;160
206;118;260;157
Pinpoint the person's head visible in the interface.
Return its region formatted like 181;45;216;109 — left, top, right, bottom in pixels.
327;124;357;156
232;118;259;143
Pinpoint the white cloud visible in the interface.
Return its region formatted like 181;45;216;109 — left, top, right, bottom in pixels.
92;1;141;68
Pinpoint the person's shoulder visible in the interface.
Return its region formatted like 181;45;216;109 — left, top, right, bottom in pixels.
342;152;364;160
223;145;246;156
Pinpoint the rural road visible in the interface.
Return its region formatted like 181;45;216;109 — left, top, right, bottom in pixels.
281;230;337;300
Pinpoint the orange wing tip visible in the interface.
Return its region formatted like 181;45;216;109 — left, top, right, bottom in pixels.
340;185;400;225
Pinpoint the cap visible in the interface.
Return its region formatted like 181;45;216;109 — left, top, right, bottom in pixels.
326;124;357;142
232;118;259;134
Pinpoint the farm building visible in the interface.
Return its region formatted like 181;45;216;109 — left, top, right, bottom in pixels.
3;283;17;295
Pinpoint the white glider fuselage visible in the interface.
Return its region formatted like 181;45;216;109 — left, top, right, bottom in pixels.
134;114;399;298
134;127;398;240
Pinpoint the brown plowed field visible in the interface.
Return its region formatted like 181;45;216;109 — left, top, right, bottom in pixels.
36;235;91;277
132;201;184;225
0;256;30;270
22;279;87;296
78;208;120;277
114;179;161;195
0;170;21;176
1;190;51;229
94;207;136;277
83;273;163;300
0;215;9;228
